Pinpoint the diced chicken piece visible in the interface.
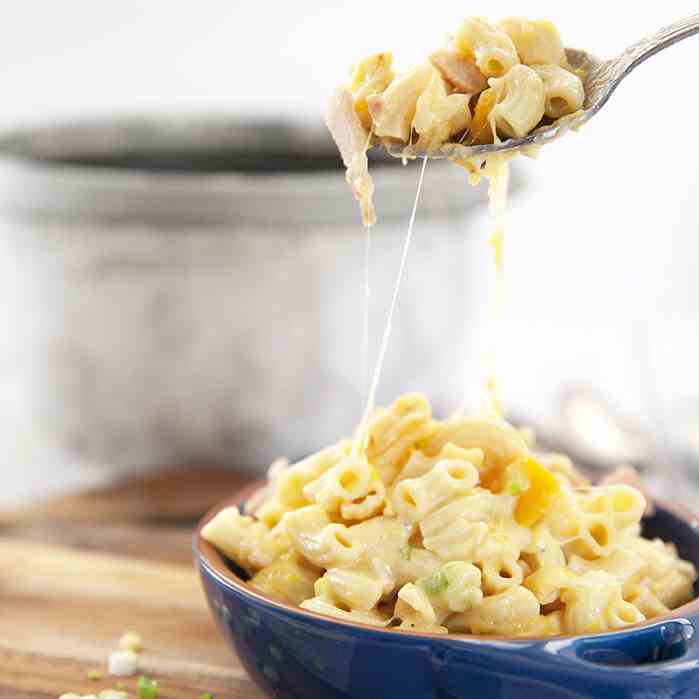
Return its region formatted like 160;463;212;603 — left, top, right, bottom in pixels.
429;48;487;94
599;465;655;517
351;52;395;131
367;63;436;142
326;86;376;226
412;73;471;150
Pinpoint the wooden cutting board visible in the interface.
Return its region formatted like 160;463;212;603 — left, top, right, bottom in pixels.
0;467;264;699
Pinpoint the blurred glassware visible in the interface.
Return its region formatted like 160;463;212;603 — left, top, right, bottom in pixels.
557;385;652;469
539;385;699;507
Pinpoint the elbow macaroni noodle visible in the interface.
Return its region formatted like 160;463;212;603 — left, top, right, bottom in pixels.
489;65;546;140
497;17;566;67
203;393;697;637
455;17;519;79
531;64;585;119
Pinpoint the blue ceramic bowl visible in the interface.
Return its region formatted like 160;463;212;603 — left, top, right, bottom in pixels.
195;487;699;699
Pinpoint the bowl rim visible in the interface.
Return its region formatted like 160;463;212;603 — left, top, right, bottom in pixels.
194;480;699;643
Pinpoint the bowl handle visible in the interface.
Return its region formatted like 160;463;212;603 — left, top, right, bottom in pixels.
557;617;699;669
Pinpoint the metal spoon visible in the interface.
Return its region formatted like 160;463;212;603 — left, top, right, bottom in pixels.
377;14;699;160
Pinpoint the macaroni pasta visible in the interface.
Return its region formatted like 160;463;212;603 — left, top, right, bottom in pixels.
202;393;697;636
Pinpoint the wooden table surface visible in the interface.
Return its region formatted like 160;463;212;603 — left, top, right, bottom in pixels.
0;467;264;699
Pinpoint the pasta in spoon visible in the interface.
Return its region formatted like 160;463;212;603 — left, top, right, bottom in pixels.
326;16;585;224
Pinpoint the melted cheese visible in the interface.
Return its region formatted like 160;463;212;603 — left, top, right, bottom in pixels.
356;157;429;453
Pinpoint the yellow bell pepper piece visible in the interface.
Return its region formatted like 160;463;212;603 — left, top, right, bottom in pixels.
470;87;497;144
514;457;560;527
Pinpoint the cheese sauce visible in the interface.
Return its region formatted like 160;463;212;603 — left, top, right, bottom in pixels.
361;223;372;411
357;157;429;452
455;152;513;417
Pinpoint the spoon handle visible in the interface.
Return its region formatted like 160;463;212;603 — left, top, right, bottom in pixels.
621;14;699;75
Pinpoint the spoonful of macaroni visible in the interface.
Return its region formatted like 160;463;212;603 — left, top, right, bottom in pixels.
326;14;699;225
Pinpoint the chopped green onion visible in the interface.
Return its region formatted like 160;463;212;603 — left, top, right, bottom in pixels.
505;462;530;496
138;675;159;699
422;570;449;595
87;669;102;681
507;480;525;496
399;543;412;561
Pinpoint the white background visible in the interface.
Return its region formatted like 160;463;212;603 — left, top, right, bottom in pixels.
1;0;698;504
